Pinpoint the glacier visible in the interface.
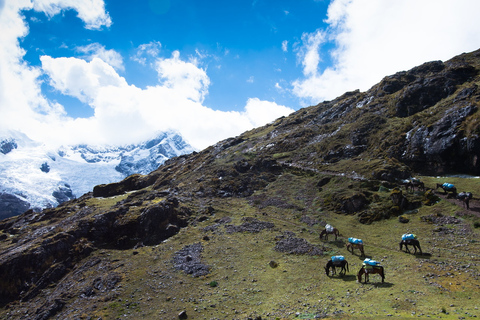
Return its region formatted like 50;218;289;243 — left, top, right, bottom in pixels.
0;130;195;219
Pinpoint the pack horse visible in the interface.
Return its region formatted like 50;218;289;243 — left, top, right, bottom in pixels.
399;233;422;255
320;224;340;240
357;259;385;283
325;256;349;277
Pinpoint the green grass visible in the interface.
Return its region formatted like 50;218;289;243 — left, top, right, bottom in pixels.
68;175;479;320
2;174;479;320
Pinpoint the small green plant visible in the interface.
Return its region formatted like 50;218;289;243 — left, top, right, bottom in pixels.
209;280;218;287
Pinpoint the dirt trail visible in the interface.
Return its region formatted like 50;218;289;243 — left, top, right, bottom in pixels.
436;191;480;218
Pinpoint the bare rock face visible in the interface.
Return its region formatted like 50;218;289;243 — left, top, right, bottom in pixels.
0;193;30;220
92;173;158;198
0;196;187;304
403;105;480;174
393;60;477;117
0;139;17;155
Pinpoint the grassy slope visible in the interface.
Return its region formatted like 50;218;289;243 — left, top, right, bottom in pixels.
3;174;477;320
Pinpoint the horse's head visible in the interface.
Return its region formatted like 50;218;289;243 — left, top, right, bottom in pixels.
325;260;332;275
357;267;364;282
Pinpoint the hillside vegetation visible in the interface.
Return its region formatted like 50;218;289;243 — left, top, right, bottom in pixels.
1;49;480;319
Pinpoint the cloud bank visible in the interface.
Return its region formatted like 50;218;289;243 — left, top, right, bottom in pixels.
0;0;294;150
293;0;480;104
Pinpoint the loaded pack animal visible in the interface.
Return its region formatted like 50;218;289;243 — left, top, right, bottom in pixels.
457;192;473;209
325;258;349;277
319;227;340;240
357;265;385;283
399;239;422;255
404;178;425;192
346;238;365;257
436;183;457;196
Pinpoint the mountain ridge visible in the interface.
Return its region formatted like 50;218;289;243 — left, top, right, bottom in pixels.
0;49;480;319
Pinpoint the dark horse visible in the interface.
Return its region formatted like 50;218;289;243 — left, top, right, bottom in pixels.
457;192;473;209
399;239;422;255
404;179;425;192
320;227;340;240
357;266;385;283
325;259;349;276
436;183;457;195
346;242;365;257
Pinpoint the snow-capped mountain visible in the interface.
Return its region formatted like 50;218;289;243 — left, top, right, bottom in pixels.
0;131;195;219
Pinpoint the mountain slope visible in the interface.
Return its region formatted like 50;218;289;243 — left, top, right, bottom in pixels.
0;131;195;219
0;49;480;319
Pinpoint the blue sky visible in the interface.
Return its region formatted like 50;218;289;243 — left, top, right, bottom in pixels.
22;0;330;116
2;0;480;149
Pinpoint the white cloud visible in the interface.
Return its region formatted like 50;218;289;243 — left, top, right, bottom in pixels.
243;98;293;127
41;56;128;103
282;40;288;52
77;43;124;71
155;51;210;103
293;0;480;104
132;41;162;65
247;76;254;83
32;0;111;29
36;53;294;149
0;0;62;133
295;29;325;77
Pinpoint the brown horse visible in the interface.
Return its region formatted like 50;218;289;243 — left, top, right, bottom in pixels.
357;266;385;283
320;228;340;240
346;242;365;257
457;192;473;209
404;179;425;192
325;259;349;276
436;183;457;195
399;239;422;255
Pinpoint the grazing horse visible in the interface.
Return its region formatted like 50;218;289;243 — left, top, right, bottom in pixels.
357;266;385;283
457;192;473;209
436;183;457;195
400;239;422;255
346;242;365;257
404;179;425;192
320;227;340;240
325;259;349;276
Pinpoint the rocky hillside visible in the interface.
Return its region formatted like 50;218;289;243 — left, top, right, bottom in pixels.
0;49;480;319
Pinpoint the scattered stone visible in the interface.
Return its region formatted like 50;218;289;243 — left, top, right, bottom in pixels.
178;310;188;319
274;232;323;255
173;243;210;277
269;260;278;268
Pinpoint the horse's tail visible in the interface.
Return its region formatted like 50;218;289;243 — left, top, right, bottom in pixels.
346;260;349;272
